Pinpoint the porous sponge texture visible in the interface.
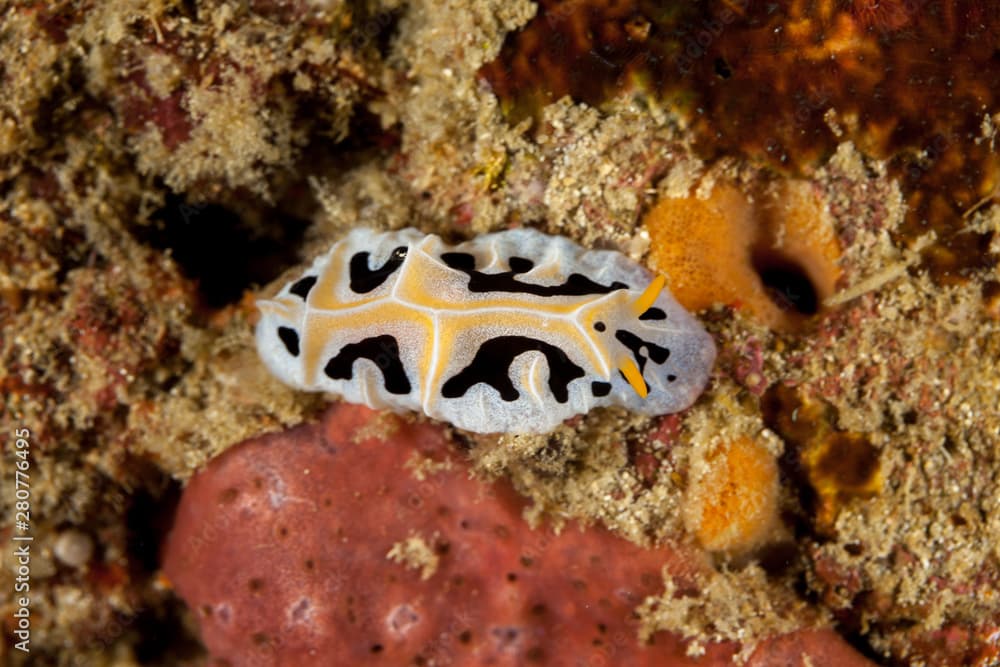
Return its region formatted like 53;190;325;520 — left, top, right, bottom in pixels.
646;180;842;330
162;403;873;665
683;436;781;554
647;184;760;313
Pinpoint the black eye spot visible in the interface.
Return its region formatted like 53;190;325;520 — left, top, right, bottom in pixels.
278;327;300;356
289;276;317;300
667;374;677;382
639;307;666;321
593;321;606;332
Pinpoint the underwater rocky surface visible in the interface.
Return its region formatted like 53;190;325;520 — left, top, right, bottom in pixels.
1;1;998;665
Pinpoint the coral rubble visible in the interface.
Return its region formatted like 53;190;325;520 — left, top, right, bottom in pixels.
0;0;997;664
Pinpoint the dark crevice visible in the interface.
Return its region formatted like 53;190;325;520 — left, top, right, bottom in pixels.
127;465;181;576
713;56;732;79
835;618;889;666
132;598;204;663
142;193;309;308
372;7;405;59
752;250;819;315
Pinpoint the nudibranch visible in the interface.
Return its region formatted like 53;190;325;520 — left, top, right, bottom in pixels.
256;228;716;434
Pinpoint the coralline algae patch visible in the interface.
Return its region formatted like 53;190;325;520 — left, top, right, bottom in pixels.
163;402;875;666
643;178;842;331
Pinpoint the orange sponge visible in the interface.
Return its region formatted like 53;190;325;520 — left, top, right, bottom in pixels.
645;179;841;330
683;436;780;554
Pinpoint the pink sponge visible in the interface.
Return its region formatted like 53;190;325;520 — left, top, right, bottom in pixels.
162;403;873;666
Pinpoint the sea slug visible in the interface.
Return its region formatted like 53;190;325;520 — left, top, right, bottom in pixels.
256;228;716;433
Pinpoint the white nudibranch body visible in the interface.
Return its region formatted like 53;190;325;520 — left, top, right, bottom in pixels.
256;227;716;434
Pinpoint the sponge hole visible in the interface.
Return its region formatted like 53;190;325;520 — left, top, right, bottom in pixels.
752;252;819;316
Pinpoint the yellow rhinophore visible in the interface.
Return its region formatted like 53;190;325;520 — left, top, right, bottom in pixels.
618;355;648;398
616;275;667;398
631;274;666;317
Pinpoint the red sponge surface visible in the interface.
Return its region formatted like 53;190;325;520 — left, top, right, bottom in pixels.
162;403;873;666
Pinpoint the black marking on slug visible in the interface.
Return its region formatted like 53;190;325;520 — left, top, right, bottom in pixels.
440;252;628;297
349;246;408;293
639;307;667;321
289;276;317;300
441;336;585;404
277;327;300;356
324;335;412;394
591;381;612;397
594;321;606;332
508;256;534;273
615;329;671;374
